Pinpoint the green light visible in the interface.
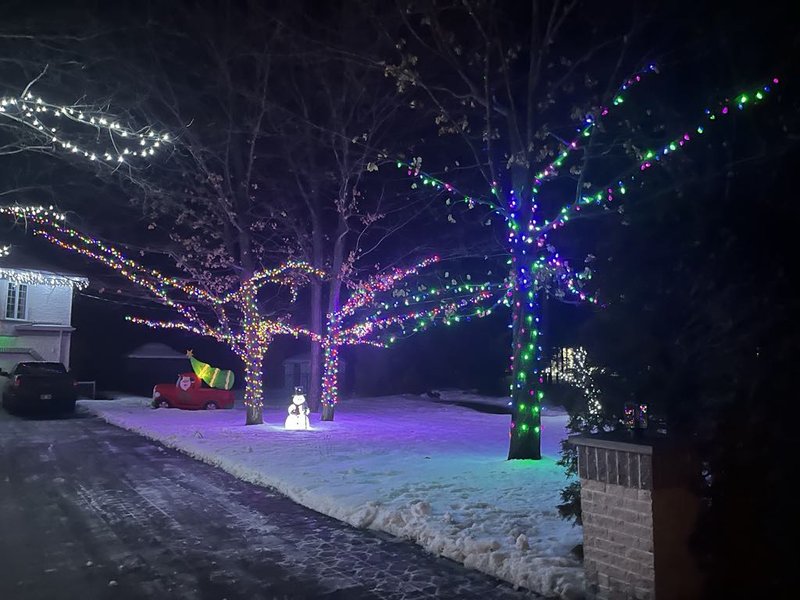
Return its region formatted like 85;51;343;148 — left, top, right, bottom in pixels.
739;94;748;104
614;96;624;105
534;426;540;433
521;423;529;431
519;403;526;410
537;391;544;400
756;92;763;100
532;405;539;413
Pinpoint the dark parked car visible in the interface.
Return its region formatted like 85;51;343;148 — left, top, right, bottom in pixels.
0;361;78;414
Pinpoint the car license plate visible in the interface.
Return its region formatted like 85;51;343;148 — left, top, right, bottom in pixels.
40;394;52;400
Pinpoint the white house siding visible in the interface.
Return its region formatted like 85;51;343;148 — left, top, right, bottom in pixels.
24;283;73;324
0;280;76;372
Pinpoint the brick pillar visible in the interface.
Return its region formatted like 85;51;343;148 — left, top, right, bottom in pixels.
570;435;702;599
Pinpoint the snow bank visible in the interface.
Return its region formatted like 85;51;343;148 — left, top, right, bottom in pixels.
81;392;584;598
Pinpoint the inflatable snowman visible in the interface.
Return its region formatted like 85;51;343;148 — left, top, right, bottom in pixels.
285;386;310;430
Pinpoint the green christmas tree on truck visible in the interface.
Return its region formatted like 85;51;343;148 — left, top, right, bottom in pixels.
186;350;235;391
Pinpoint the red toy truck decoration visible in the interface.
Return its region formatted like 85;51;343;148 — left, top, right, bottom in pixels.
152;372;235;410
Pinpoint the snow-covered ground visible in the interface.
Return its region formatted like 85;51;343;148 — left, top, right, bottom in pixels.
80;391;584;598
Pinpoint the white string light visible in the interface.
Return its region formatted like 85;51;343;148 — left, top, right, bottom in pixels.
0;266;88;289
1;91;171;166
546;346;603;416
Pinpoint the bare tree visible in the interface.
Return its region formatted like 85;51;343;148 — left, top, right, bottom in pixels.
260;7;451;418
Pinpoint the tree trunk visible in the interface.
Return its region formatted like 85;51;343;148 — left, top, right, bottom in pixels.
240;283;266;426
321;216;347;422
321;403;335;421
507;280;543;460
244;351;265;425
308;280;324;412
320;343;339;421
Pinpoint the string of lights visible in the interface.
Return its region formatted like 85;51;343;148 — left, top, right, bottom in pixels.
0;91;170;166
319;257;504;415
545;347;602;416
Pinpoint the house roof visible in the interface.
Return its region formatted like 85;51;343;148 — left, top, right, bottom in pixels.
0;247;89;288
0;246;85;277
126;342;187;360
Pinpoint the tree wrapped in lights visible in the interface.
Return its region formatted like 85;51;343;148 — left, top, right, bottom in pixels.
385;3;778;458
546;347;603;418
1;205;321;425
396;76;776;458
319;256;506;420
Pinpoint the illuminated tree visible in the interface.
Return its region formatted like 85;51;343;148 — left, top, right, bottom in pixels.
1;17;316;426
319;256;505;419
0;205;321;425
384;2;778;459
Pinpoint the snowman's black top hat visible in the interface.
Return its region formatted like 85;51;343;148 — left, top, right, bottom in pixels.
293;386;305;395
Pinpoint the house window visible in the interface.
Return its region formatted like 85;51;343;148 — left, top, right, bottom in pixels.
5;282;28;320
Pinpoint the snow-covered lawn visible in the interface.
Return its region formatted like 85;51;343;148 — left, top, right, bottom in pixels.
80;391;584;598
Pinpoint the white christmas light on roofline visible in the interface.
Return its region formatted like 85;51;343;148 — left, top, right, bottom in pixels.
0;266;88;290
0;90;171;166
0;206;86;287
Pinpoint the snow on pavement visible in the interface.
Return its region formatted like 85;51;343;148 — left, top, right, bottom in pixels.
80;392;584;598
